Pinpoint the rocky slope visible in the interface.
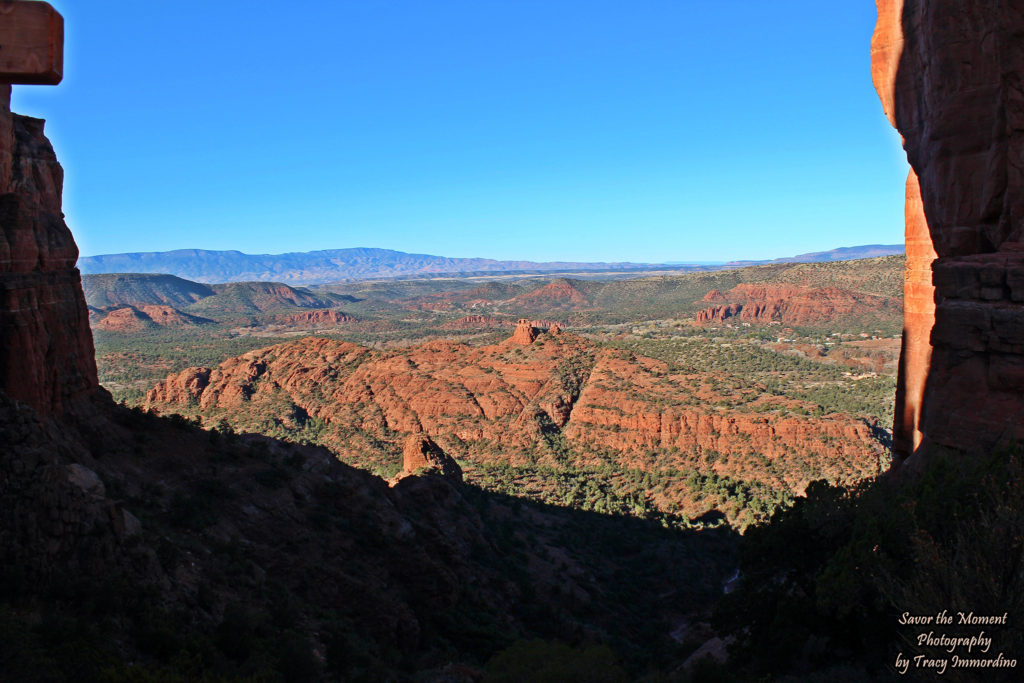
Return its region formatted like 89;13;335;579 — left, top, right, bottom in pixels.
92;304;210;331
145;329;885;507
872;0;1024;464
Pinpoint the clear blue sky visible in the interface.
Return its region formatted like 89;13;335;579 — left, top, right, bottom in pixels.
13;1;908;263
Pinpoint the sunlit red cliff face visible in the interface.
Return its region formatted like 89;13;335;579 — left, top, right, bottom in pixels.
0;87;97;416
872;0;1024;465
144;332;885;498
694;283;897;326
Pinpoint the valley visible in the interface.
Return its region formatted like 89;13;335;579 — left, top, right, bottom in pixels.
88;257;902;529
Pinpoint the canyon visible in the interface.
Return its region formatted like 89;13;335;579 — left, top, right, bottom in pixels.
1;0;1022;677
0;84;735;678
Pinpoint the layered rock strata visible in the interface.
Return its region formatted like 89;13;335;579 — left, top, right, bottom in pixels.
145;334;884;495
872;0;1024;463
0;88;97;415
694;284;896;326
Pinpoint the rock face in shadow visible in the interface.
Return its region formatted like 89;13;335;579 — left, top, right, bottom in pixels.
0;94;97;416
872;0;1024;464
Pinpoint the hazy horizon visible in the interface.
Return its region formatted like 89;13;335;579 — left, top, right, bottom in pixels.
77;242;904;264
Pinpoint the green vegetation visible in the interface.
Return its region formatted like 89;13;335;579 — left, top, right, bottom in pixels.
468;460;793;530
94;329;296;403
606;335;897;424
707;447;1024;681
82;272;215;308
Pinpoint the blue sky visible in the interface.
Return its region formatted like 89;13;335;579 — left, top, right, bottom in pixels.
13;1;908;262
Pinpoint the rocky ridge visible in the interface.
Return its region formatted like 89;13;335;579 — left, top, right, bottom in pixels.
145;330;885;505
92;304;210;331
695;284;897;326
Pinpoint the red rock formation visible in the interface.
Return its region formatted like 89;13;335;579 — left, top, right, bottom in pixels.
509;318;538;345
139;304;201;325
144;367;212;405
272;309;353;327
0;90;97;415
401;434;462;481
95;306;152;332
511;280;589;308
145;335;883;494
694;284;895;326
696;303;744;324
440;314;506;330
94;304;206;331
872;0;1024;463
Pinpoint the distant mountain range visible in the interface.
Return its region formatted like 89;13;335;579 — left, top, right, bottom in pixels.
78;244;904;285
725;244;905;267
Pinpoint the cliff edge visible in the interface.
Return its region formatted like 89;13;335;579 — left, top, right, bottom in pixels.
872;1;1024;465
0;86;97;416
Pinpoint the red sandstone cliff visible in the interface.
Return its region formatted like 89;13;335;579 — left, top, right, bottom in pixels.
270;308;354;327
440;314;507;330
872;1;1024;463
0;88;97;415
145;333;884;495
695;284;896;326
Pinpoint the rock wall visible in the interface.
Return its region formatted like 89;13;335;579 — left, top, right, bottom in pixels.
0;87;97;415
694;284;896;327
872;1;1024;463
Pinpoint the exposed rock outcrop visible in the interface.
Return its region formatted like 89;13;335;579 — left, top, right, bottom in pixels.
440;314;506;330
872;0;1024;463
695;284;896;326
0;91;97;415
145;335;884;496
271;308;353;327
509;318;538;345
401;434;463;481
